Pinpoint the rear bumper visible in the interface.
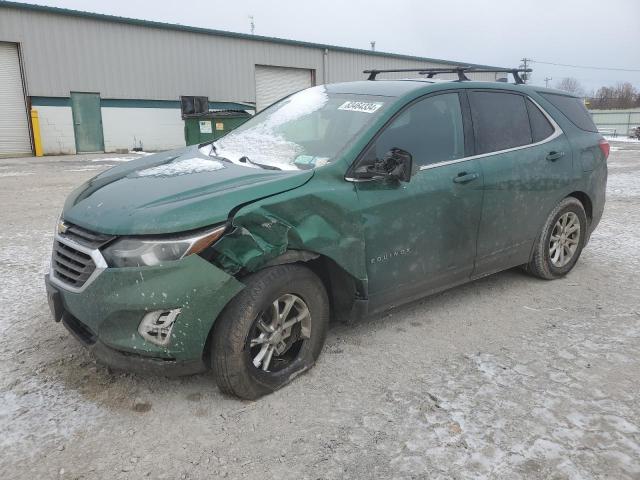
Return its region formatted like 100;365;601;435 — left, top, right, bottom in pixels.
587;167;607;241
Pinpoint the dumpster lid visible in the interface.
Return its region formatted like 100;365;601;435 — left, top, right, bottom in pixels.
183;109;251;119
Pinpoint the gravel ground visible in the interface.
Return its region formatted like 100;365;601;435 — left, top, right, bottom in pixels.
1;144;639;479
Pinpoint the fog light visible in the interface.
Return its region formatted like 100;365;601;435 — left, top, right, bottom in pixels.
138;309;181;346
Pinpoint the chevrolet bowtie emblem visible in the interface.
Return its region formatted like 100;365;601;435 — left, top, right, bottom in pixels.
57;221;69;235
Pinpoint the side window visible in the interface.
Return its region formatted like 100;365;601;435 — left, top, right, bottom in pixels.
363;93;465;168
539;92;598;132
526;98;554;142
468;91;532;154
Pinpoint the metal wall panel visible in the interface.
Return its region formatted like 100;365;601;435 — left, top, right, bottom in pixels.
0;5;499;105
327;50;499;83
0;7;323;103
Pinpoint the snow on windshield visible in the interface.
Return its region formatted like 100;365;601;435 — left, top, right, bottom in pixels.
135;158;224;177
200;86;329;170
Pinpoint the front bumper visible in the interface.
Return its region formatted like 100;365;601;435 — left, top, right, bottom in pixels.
45;254;244;373
60;311;207;376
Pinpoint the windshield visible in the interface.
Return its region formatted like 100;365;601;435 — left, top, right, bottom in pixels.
200;86;389;170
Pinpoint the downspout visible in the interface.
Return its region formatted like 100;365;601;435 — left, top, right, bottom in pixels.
323;48;329;85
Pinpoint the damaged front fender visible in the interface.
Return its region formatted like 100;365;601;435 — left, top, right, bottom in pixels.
209;171;367;290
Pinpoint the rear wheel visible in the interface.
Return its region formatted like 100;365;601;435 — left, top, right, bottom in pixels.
211;264;329;400
527;197;587;280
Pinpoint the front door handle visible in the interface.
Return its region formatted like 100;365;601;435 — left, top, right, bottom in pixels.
546;151;565;162
453;172;479;184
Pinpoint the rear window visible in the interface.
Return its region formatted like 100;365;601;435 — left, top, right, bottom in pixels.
526;98;555;142
540;93;598;132
468;91;532;154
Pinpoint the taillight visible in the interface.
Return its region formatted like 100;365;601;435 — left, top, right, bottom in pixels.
599;138;610;160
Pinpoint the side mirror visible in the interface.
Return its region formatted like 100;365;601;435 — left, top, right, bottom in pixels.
368;148;413;182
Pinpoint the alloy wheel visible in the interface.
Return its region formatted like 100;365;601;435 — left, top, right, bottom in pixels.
549;212;580;267
248;294;311;372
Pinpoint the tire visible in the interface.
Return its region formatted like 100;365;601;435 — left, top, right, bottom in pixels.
527;196;588;280
211;264;329;400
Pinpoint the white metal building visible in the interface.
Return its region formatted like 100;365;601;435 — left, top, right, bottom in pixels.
0;1;503;156
589;109;640;138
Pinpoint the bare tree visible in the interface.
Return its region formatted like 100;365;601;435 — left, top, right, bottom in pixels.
589;82;640;109
555;77;585;96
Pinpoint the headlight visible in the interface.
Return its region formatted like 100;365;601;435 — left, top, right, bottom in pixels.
102;225;226;267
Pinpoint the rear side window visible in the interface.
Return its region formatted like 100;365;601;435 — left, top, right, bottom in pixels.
540;93;598;132
468;91;532;154
526;98;555;142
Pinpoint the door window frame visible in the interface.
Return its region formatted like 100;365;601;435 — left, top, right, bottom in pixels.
421;91;563;171
464;90;563;158
346;90;471;180
346;89;564;181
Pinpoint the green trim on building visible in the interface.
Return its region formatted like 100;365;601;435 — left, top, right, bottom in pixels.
0;1;503;70
30;96;254;111
31;96;71;107
102;99;180;109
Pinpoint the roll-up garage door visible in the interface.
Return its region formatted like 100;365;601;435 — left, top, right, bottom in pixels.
255;65;313;112
0;43;31;157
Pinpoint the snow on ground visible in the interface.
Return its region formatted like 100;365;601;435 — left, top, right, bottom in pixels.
604;136;640;143
1;376;104;460
0;145;639;479
607;172;640;198
0;171;34;177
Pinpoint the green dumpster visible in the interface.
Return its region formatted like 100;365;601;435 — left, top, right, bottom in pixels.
184;110;251;146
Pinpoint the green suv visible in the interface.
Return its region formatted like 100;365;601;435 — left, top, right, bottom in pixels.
45;69;608;399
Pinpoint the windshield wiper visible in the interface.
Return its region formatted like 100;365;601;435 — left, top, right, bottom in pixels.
206;143;234;163
207;143;281;170
238;156;282;171
208;142;223;159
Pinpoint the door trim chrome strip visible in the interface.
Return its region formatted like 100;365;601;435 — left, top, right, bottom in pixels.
419;96;563;171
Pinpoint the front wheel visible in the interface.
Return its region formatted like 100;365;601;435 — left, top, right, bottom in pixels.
527;197;588;280
211;264;329;400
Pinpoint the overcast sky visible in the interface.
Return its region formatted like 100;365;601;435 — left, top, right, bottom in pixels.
19;0;640;92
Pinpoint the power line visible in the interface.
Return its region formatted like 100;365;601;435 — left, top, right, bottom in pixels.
531;60;640;73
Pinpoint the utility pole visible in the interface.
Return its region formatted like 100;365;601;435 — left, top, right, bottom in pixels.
544;76;552;88
520;57;531;83
370;41;376;51
248;15;255;35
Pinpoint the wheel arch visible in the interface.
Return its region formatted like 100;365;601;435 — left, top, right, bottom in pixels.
566;191;593;224
256;249;367;324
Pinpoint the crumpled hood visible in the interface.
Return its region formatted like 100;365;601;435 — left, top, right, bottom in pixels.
62;146;314;235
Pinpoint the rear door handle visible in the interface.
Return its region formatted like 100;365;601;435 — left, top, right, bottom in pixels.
546;151;565;161
453;172;479;184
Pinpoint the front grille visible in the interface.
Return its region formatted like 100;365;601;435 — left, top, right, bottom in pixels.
51;222;115;289
52;241;97;287
62;223;115;249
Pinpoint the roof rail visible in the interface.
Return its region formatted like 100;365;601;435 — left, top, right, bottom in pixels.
363;67;532;84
